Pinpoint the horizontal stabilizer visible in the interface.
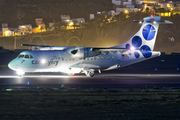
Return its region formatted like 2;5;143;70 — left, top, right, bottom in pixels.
133;20;173;24
133;16;173;24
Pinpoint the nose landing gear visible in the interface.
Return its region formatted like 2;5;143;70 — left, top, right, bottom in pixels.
67;73;75;76
16;70;25;77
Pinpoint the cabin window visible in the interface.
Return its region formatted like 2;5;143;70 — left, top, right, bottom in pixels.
101;56;103;60
18;55;24;58
58;57;60;60
72;58;75;60
69;58;71;60
112;56;114;59
91;57;93;60
105;56;107;60
62;57;64;61
108;56;110;60
87;58;89;60
94;57;96;60
25;55;29;58
29;54;33;58
97;57;100;60
65;57;67;61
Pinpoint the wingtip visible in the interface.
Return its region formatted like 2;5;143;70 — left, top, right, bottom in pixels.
164;20;173;24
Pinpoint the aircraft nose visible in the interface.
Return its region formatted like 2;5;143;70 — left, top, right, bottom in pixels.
8;60;16;70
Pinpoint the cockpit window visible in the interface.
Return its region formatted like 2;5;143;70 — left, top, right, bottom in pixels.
29;54;33;58
25;55;29;58
18;54;33;59
18;55;24;58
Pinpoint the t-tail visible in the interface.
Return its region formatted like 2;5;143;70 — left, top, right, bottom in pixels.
111;16;173;67
112;16;173;51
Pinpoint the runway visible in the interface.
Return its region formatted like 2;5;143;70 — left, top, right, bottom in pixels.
0;69;180;90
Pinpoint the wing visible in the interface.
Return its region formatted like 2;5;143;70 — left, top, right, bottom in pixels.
21;44;67;50
21;44;130;55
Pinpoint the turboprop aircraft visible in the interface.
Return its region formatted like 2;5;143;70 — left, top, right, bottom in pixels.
8;16;172;77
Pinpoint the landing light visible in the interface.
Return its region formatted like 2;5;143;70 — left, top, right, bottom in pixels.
139;21;142;24
153;21;156;24
41;59;46;64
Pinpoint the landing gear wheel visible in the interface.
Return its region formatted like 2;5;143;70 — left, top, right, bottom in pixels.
86;71;94;77
18;73;24;77
19;74;23;77
17;71;25;77
67;73;75;76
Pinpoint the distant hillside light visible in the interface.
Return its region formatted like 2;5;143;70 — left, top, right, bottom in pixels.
69;22;73;26
124;10;128;14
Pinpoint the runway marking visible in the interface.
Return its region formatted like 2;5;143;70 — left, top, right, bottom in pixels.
0;74;180;78
0;75;78;78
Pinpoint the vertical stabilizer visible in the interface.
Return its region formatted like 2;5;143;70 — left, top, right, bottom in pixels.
112;16;172;51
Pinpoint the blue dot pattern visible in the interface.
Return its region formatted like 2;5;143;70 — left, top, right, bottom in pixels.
140;45;152;58
132;36;142;48
134;52;140;58
142;24;155;40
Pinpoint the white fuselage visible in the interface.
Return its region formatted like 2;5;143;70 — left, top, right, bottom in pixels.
8;49;160;75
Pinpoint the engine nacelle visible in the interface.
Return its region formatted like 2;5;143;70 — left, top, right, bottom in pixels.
66;47;101;59
84;48;101;58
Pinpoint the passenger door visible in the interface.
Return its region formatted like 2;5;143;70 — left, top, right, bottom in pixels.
116;53;121;67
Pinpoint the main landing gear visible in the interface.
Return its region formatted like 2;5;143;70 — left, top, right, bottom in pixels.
84;69;94;77
66;67;95;77
85;70;94;77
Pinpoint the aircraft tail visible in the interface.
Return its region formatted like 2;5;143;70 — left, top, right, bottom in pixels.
112;16;172;51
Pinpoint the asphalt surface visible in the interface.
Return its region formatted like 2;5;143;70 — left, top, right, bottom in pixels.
1;69;180;89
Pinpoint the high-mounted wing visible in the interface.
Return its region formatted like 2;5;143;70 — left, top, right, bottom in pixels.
21;44;130;55
21;44;66;50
